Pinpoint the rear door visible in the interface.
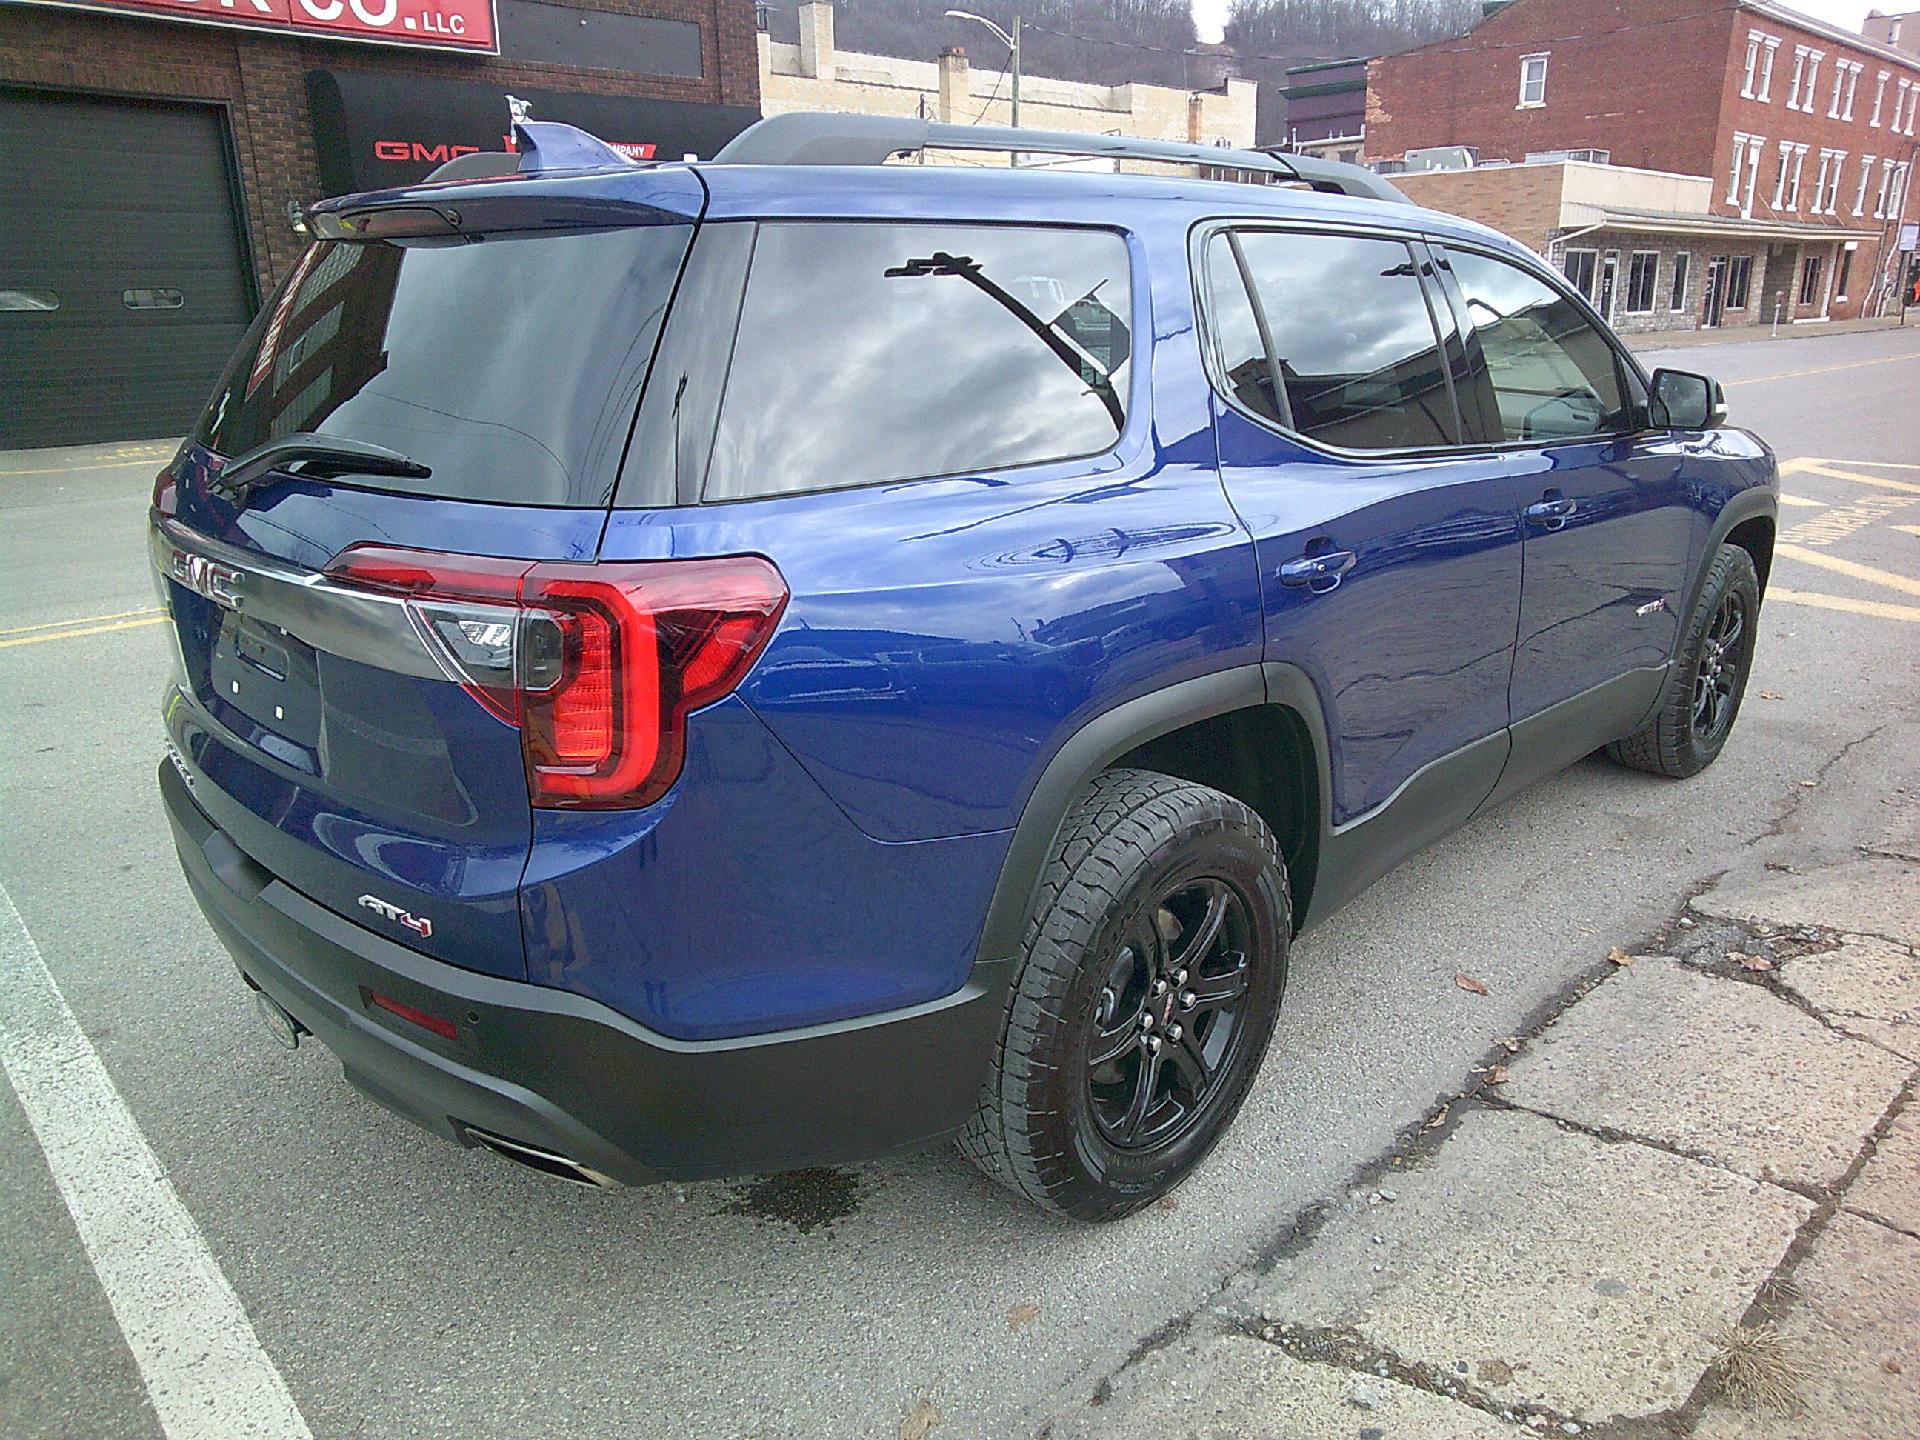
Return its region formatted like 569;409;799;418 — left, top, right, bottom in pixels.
1429;242;1697;789
156;181;701;979
1203;226;1524;836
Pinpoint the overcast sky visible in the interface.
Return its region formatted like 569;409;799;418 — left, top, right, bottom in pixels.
1188;0;1885;46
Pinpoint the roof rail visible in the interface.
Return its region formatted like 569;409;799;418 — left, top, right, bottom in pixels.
711;113;1409;205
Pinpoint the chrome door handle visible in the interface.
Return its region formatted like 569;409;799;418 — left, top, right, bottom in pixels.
1279;549;1357;590
1524;496;1577;527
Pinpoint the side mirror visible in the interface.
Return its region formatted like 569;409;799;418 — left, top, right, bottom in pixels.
1648;368;1728;430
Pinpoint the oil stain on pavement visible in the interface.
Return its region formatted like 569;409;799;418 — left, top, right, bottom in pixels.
720;1167;870;1234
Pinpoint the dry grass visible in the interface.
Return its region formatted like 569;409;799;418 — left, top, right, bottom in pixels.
1710;1322;1804;1415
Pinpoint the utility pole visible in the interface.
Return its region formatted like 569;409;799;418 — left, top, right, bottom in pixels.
946;10;1022;139
1010;14;1021;131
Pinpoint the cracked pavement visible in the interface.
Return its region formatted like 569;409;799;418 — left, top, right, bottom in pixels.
1046;720;1920;1440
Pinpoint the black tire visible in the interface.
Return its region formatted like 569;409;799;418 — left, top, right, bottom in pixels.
1607;543;1760;779
957;768;1290;1221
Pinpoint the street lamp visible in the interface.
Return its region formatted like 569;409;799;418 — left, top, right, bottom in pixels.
945;9;1021;131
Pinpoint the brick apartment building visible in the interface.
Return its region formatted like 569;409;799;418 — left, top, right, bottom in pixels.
0;0;761;446
1366;0;1920;332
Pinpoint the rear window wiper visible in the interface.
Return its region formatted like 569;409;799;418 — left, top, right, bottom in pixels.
210;433;432;504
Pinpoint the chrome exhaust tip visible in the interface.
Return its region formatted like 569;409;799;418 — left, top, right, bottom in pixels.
459;1124;615;1188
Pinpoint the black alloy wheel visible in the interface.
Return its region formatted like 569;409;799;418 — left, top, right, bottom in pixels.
1087;878;1256;1152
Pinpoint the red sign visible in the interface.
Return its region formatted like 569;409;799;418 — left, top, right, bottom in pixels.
19;0;499;54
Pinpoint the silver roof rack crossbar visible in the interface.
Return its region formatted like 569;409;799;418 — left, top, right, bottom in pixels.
712;113;1409;205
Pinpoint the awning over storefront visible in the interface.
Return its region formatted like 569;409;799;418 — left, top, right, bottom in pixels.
1562;204;1880;245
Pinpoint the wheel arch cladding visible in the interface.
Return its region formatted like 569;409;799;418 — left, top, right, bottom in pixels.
1724;513;1775;597
972;666;1334;966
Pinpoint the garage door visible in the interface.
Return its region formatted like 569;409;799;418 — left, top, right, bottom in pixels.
0;89;257;449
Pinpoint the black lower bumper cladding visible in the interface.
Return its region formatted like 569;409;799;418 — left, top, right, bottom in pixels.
160;760;1007;1186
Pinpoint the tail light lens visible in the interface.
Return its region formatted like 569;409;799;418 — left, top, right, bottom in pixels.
152;467;178;518
325;546;788;810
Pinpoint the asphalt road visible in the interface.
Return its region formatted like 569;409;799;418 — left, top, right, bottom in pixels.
2;325;1917;1440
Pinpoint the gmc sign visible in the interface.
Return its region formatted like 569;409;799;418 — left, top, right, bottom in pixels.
307;70;758;195
18;0;500;54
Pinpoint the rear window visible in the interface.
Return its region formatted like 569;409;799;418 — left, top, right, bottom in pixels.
703;223;1132;500
198;224;693;506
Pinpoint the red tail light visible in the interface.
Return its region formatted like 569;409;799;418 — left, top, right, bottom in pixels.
152;467;178;518
325;546;788;809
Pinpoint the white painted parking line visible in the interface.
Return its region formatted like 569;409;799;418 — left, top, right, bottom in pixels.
0;880;312;1440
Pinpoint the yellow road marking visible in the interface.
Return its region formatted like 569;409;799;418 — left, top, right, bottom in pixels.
1727;350;1920;386
1777;459;1920;495
0;449;174;479
1895;525;1920;538
1776;543;1920;598
0;616;168;649
0;606;161;637
1778;494;1825;508
1769;588;1920;623
1814;459;1920;471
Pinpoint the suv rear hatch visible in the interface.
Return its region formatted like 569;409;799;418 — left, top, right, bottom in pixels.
154;169;705;981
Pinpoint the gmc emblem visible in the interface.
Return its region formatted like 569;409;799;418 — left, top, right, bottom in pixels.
170;551;243;611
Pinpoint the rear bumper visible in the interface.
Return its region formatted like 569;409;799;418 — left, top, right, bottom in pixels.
161;759;1008;1185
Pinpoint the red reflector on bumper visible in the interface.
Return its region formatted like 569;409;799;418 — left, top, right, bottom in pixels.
367;990;459;1042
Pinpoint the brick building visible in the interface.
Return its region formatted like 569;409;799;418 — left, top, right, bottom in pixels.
1;0;761;446
1272;56;1366;162
1366;0;1920;330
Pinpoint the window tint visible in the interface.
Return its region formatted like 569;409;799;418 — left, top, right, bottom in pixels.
1215;230;1457;451
1203;236;1285;427
1442;247;1629;444
704;223;1131;500
199;224;692;506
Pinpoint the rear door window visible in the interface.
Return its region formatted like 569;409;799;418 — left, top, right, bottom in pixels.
197;224;693;506
1437;246;1631;444
702;223;1132;500
1206;229;1458;452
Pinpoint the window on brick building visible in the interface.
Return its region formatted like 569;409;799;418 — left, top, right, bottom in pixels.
1728;133;1765;216
1758;36;1779;101
1561;248;1598;301
1669;253;1691;312
1726;256;1753;309
1625;252;1658;313
1842;61;1862;119
1828;62;1847;116
1835;245;1855;301
1875;157;1898;217
1856;154;1877;215
1778;143;1808;210
1871;70;1891;125
1743;32;1764;97
1518;53;1548;107
1787;46;1809;109
1798;255;1822;308
1802;50;1824;110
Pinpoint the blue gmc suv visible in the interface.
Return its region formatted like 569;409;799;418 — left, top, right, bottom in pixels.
154;113;1776;1220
